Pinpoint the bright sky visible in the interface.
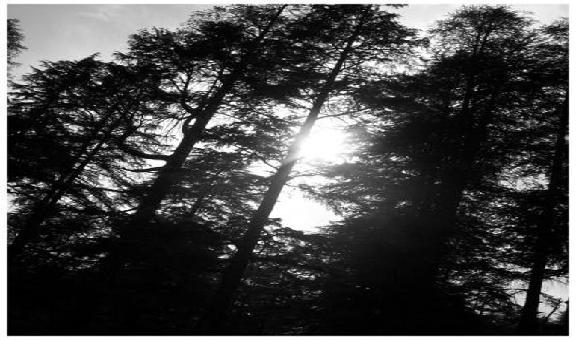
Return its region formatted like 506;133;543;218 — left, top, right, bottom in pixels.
7;3;569;232
8;4;569;82
8;4;207;80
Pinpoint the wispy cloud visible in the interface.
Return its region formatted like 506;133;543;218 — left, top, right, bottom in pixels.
77;5;127;22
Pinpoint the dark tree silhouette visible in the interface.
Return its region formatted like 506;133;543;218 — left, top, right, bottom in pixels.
8;18;26;71
516;19;568;334
6;4;568;336
117;5;291;229
298;5;567;335
8;56;170;260
197;5;420;332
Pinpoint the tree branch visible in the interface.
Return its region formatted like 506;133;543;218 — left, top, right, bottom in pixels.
118;143;170;161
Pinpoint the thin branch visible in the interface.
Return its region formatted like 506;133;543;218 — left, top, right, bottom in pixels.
122;166;165;173
117;143;170;161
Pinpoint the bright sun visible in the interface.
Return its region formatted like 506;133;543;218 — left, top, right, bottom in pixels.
270;123;351;233
299;125;349;163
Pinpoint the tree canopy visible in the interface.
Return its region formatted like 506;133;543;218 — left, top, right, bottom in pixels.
7;5;568;336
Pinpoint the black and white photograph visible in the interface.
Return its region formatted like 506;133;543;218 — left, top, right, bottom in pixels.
6;2;569;335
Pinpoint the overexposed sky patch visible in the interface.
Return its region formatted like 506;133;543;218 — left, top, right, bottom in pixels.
270;186;339;232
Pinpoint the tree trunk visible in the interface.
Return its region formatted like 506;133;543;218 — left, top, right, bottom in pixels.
100;6;288;331
125;5;288;229
126;113;213;229
518;96;568;334
195;13;367;332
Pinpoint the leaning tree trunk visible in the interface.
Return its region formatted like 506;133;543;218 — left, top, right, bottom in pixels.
100;6;288;332
517;96;568;334
125;5;288;230
194;15;367;333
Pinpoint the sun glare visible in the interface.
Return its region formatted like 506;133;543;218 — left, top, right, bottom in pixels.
299;125;349;163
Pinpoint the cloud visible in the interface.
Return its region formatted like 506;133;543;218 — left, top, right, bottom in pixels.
77;5;127;22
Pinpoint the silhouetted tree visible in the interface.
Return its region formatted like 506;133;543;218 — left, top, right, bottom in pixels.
197;5;420;332
116;5;292;230
6;4;568;336
8;18;26;72
516;18;568;334
301;5;563;334
8;56;170;260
